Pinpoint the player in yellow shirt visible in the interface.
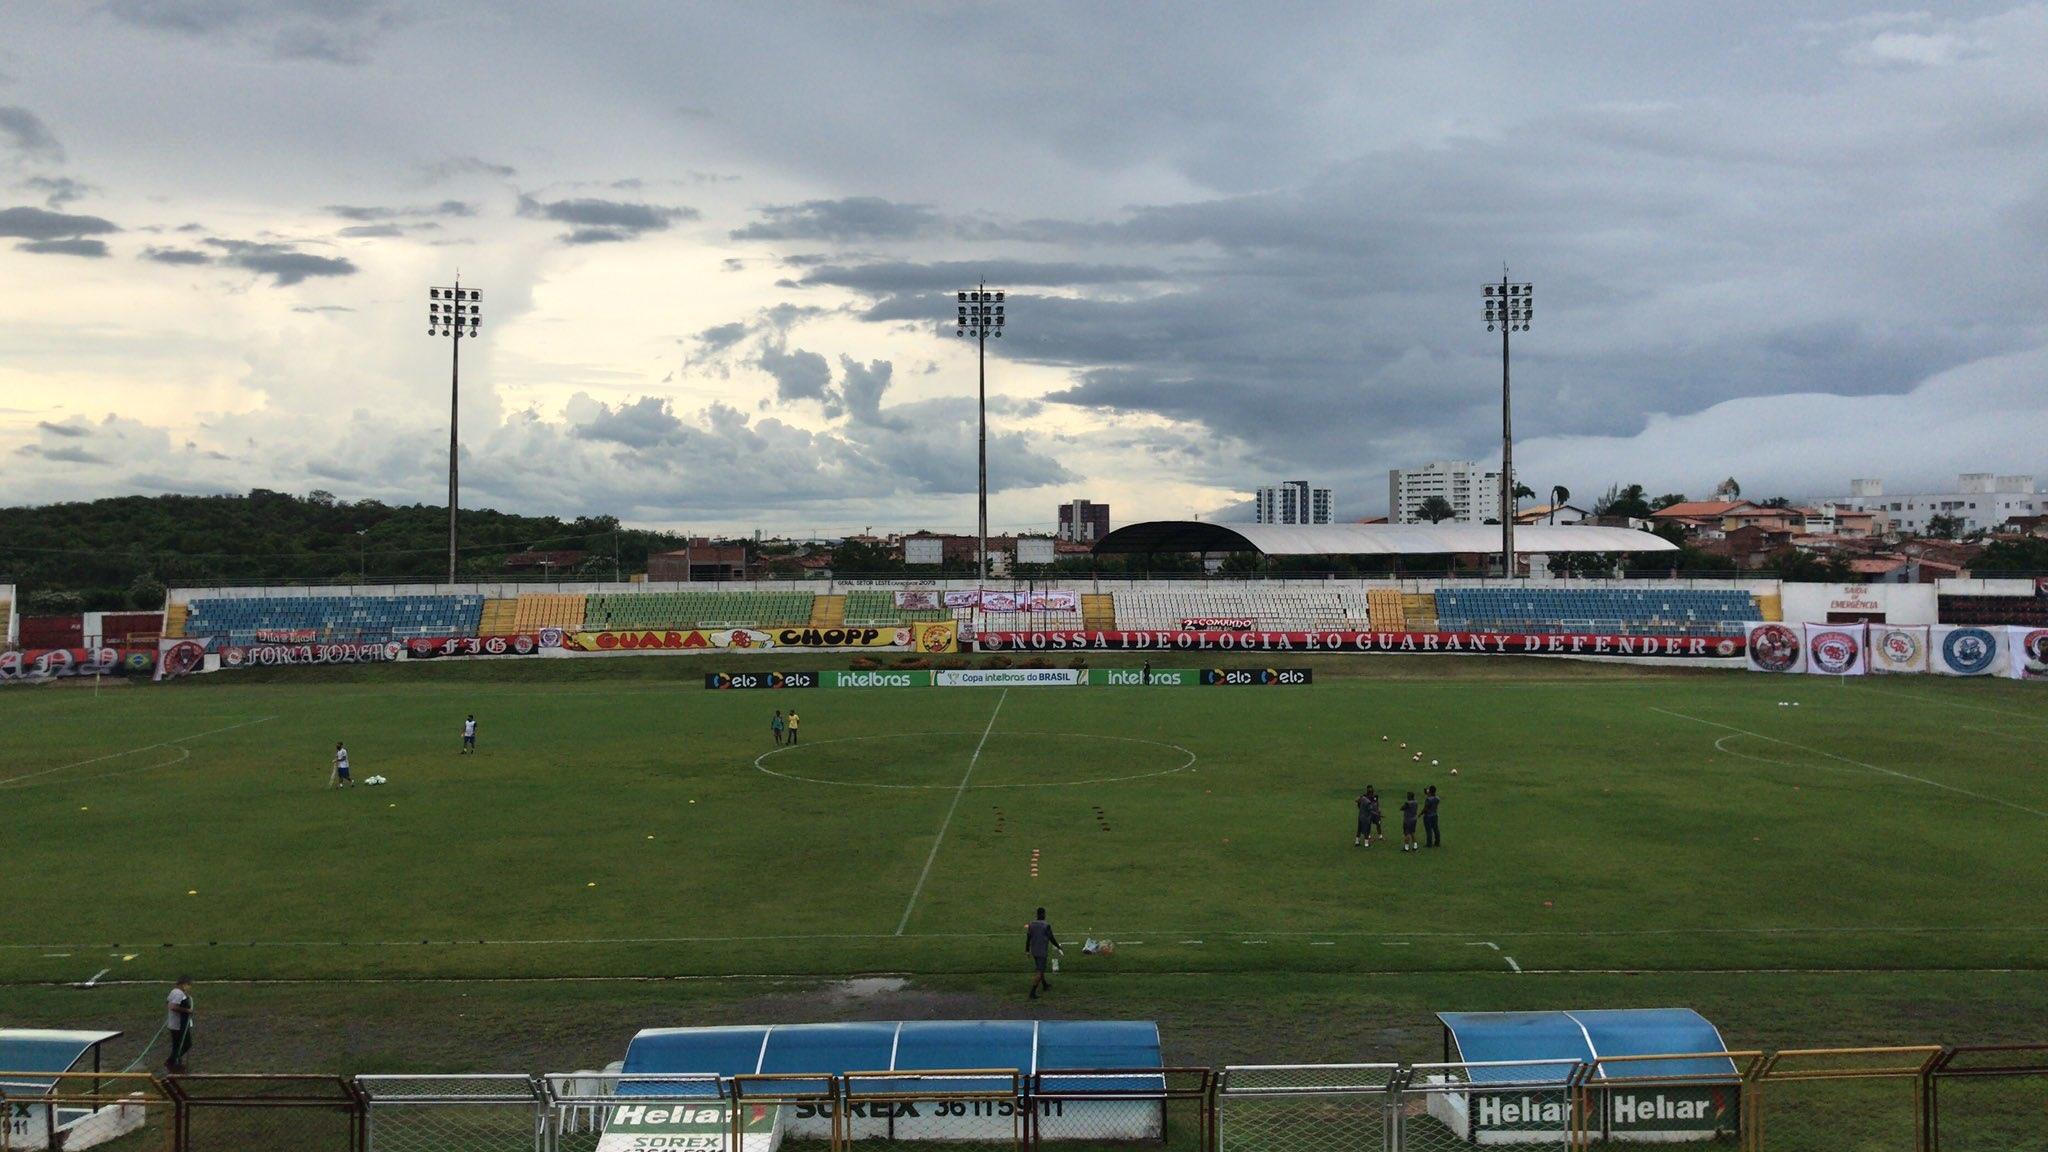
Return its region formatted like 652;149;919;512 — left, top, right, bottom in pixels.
786;711;801;745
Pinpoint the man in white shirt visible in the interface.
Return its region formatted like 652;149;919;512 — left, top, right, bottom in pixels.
332;742;352;787
165;977;194;1073
461;715;477;754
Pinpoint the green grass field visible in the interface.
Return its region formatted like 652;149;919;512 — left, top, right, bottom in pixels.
4;654;2047;1078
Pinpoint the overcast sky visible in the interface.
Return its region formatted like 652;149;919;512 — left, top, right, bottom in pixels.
2;2;2045;534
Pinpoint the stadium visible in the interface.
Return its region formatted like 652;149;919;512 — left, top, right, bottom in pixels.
5;7;2048;1152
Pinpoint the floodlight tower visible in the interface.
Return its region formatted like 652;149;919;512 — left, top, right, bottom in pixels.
953;282;1006;582
428;278;482;584
1482;273;1531;579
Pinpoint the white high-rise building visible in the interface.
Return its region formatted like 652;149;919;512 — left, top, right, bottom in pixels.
1389;460;1505;524
1255;480;1334;525
1830;475;2041;536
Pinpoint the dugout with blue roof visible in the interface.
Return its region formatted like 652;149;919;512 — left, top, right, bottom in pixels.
616;1021;1167;1146
1436;1008;1736;1082
0;1029;123;1093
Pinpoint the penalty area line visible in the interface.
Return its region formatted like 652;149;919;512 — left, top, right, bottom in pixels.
894;689;1008;936
0;716;276;788
1654;706;2048;818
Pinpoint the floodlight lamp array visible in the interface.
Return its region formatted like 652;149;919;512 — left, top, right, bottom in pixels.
428;286;483;337
1482;282;1532;332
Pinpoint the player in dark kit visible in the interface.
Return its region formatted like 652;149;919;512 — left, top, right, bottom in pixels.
1355;789;1372;846
1422;785;1441;847
1365;786;1383;842
1400;792;1419;852
1025;907;1062;999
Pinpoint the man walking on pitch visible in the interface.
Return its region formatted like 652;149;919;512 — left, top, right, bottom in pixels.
1365;785;1383;844
331;742;352;788
461;714;477;754
1354;788;1373;847
1423;785;1442;848
1400;791;1419;852
770;709;786;746
164;977;194;1073
786;710;801;745
1026;907;1062;999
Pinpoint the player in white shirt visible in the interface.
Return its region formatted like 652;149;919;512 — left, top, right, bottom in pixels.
332;742;352;787
165;977;194;1072
461;715;478;754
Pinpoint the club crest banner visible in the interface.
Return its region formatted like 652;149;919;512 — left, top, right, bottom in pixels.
892;590;941;611
1869;626;1930;674
1932;625;2004;676
2009;627;2048;680
1744;622;1805;674
1802;623;1866;676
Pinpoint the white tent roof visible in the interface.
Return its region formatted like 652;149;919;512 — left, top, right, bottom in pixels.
1094;521;1677;556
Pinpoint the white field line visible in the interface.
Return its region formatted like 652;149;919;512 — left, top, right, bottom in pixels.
1504;956;1522;973
75;968;110;987
24;965;2040;989
1962;724;2048;746
10;922;2048;953
1653;706;2048;818
0;716;274;787
1847;683;2048;725
894;689;1007;935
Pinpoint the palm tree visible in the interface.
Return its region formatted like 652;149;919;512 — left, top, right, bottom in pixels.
1550;485;1570;524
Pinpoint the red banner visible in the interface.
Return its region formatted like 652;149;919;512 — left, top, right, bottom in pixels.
976;630;1745;658
1181;617;1256;631
221;641;403;667
405;635;544;659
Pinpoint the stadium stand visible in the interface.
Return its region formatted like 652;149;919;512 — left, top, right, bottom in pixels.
1433;587;1758;636
1940;593;2048;626
1367;588;1406;629
808;594;846;627
1109;589;1365;630
1755;591;1784;621
581;591;813;631
182;594;486;643
843;590;949;625
1402;592;1439;628
478;598;518;633
161;602;188;638
1080;592;1117;630
511;593;589;632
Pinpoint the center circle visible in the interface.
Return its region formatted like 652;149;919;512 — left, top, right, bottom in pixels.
754;731;1198;790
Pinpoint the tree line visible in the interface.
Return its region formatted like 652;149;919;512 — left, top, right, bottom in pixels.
1;490;690;613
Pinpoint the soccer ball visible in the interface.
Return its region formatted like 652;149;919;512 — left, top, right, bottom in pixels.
1450;767;1459;775
1431;759;1439;766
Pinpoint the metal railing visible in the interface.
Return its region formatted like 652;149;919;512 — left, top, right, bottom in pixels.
0;1047;2041;1152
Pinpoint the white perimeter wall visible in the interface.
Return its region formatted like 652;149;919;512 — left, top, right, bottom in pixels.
1777;583;1939;625
1;583;14;646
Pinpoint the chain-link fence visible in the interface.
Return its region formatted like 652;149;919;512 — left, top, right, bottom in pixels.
1390;1060;1580;1152
161;1074;364;1152
543;1072;731;1152
734;1074;839;1152
1;1070;170;1152
1926;1044;2048;1152
1747;1047;1941;1152
840;1071;1023;1152
1216;1064;1398;1152
1029;1068;1211;1152
1576;1053;1754;1152
357;1075;543;1152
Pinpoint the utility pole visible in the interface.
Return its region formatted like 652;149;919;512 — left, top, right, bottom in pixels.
428;278;482;583
953;282;1007;583
1483;272;1531;579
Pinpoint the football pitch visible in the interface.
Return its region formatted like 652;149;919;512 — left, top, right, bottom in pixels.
4;654;2047;1070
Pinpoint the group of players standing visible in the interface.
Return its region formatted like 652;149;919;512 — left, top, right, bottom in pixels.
1355;784;1441;851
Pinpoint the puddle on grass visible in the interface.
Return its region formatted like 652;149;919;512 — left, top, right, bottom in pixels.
829;976;910;999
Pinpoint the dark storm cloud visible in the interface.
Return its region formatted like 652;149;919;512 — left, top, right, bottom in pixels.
0;106;63;163
16;443;108;464
104;0;408;65
0;205;119;241
21;175;92;207
695;321;750;353
204;238;358;285
36;420;89;438
517;194;699;244
754;342;832;403
325;200;473;221
796;259;1161;294
732;196;945;241
417;156;516;182
141;246;212;265
336;223;407;237
18;237;109;257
